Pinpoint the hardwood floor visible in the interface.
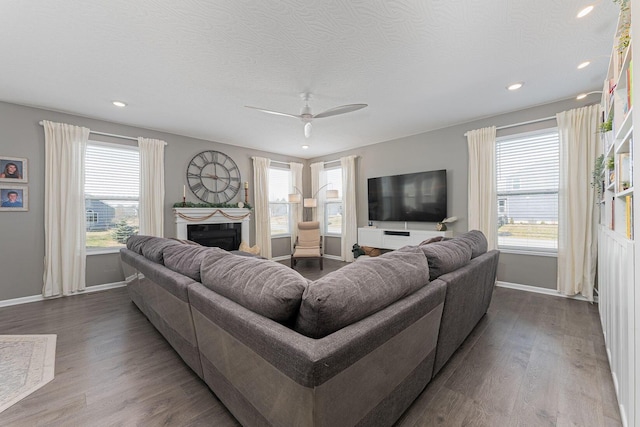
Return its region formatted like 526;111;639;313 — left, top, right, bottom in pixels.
0;259;621;426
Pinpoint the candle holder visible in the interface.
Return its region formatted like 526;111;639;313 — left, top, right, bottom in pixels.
244;184;249;204
182;196;186;207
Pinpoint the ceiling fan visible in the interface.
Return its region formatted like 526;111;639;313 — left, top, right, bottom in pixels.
246;93;367;138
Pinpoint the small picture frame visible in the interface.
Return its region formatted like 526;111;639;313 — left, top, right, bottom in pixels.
0;186;28;211
0;156;28;183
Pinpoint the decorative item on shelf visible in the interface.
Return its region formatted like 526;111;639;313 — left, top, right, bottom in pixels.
173;201;252;210
182;185;186;207
244;181;249;204
599;118;613;133
591;154;605;200
435;216;458;231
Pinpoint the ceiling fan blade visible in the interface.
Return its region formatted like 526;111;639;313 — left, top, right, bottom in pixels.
245;105;301;119
313;103;368;119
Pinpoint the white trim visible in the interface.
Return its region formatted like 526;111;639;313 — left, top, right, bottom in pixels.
87;248;123;256
323;254;343;261
0;281;128;308
496;281;598;303
271;255;291;262
499;248;558;258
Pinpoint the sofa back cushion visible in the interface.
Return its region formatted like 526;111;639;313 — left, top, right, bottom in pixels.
419;239;472;280
126;235;181;264
455;230;488;259
126;235;156;254
163;245;225;282
200;253;308;323
295;247;430;338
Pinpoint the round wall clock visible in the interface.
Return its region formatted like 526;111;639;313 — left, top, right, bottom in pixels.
186;150;241;203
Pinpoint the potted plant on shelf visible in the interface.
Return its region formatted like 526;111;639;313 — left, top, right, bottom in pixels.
591;154;605;200
606;156;615;185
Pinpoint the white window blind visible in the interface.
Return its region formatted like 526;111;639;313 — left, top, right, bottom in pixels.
496;129;559;251
269;167;292;236
85;141;140;250
324;167;343;235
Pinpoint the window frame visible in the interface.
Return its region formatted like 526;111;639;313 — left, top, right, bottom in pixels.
85;140;140;254
495;128;559;255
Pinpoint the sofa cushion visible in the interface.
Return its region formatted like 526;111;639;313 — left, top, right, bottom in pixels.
419;239;472;280
200;254;307;323
295;247;430;338
126;235;155;254
139;237;182;264
455;230;488;259
163;245;224;282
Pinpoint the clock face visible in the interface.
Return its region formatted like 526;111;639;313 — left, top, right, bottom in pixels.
186;150;241;203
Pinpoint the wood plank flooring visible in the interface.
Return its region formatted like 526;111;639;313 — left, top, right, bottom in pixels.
0;258;621;426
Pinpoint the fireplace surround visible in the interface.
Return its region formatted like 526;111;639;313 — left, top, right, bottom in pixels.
174;208;251;250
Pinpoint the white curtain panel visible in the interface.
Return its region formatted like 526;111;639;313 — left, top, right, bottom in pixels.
556;105;600;301
42;121;90;297
310;162;323;223
341;155;358;262
467;126;498;250
138;137;166;237
290;162;303;250
253;156;272;259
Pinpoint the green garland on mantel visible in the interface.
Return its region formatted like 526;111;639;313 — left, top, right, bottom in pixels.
173;201;252;210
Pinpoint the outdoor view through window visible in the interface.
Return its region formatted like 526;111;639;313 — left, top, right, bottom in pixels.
85;142;140;249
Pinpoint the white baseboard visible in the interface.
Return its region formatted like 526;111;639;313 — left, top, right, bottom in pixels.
496;281;598;303
0;281;128;308
323;254;343;261
272;254;344;262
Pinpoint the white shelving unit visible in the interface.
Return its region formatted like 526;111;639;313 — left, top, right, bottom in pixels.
598;4;637;426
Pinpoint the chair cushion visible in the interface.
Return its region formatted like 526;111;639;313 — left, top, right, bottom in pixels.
295;247;430;338
200;254;308;323
293;247;321;258
419;239;472;280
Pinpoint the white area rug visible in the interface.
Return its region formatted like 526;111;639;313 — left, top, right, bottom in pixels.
0;335;56;413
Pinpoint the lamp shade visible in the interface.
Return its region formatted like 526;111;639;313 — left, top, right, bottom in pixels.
288;193;301;203
303;198;317;208
326;189;339;199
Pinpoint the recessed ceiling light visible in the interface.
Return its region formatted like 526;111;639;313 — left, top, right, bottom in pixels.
301;145;309;149
577;61;591;69
507;82;524;91
112;101;127;107
577;5;594;18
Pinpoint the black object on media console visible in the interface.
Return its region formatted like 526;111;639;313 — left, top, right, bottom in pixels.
384;230;411;237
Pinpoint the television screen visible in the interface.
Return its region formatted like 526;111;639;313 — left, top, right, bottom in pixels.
368;169;447;222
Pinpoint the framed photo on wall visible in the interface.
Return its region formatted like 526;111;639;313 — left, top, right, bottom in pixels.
0;156;28;183
0;186;28;211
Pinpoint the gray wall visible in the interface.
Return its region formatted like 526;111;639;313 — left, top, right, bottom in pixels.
0;96;594;301
0;101;303;301
309;97;595;290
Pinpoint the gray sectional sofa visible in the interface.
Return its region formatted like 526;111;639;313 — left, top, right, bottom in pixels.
120;231;499;427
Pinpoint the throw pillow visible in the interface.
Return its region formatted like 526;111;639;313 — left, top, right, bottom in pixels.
295;247;430;338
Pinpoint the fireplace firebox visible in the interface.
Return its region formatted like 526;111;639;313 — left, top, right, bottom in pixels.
187;223;241;251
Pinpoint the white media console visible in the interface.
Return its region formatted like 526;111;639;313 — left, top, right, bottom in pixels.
357;227;453;250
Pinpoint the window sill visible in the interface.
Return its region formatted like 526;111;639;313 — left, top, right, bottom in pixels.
324;233;341;238
499;248;557;258
271;234;292;239
86;248;123;256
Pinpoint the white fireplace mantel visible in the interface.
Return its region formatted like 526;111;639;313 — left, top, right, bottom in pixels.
173;208;251;243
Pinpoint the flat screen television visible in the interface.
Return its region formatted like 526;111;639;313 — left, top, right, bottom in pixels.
368;169;447;222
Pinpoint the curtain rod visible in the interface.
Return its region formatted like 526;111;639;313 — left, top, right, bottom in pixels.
38;121;167;144
463;116;556;136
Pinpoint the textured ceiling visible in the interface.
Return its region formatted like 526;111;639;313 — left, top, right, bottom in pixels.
0;0;619;158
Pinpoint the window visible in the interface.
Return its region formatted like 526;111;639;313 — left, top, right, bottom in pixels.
496;129;559;252
85;141;140;250
324;167;343;235
269;167;292;236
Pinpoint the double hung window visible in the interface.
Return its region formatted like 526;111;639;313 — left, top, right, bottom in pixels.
85;141;140;250
269;167;292;236
496;129;559;252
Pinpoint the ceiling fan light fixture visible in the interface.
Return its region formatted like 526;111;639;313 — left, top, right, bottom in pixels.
304;122;312;138
577;5;594;18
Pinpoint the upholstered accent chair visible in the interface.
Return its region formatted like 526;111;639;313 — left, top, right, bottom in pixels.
291;221;323;270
